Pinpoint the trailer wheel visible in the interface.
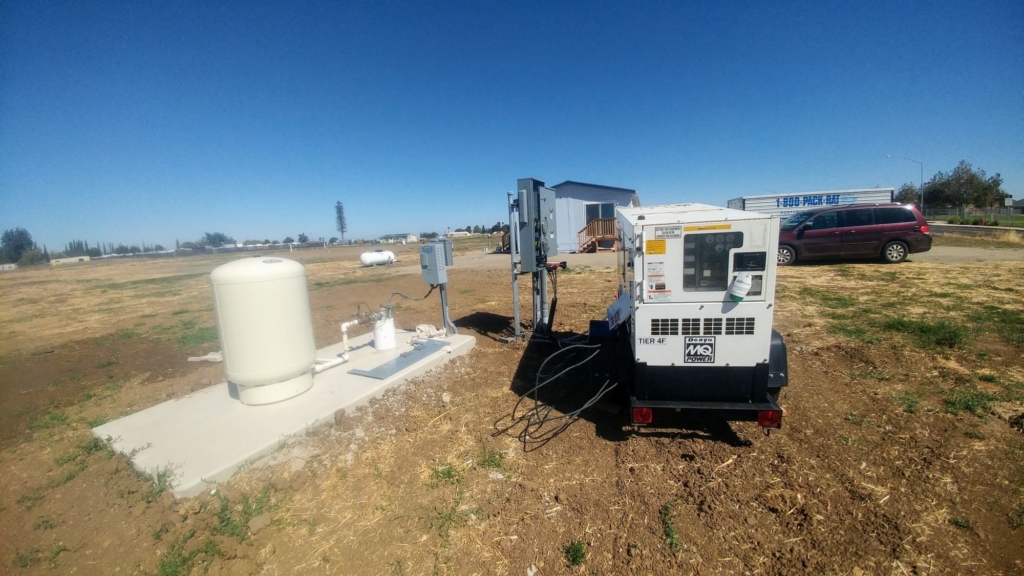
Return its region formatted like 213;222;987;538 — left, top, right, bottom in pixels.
777;245;796;266
882;241;908;263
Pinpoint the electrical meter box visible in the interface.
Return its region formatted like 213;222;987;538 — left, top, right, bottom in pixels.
420;241;449;285
517;178;557;273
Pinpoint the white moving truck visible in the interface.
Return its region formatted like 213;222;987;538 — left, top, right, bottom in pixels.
728;188;894;218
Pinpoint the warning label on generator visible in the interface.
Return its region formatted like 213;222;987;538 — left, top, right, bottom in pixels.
645;239;666;254
683;336;716;363
654;226;682;239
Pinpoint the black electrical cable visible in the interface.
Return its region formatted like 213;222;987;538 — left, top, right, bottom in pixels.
494;343;615;451
387;285;436;308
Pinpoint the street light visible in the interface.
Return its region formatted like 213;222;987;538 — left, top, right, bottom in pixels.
886;155;924;216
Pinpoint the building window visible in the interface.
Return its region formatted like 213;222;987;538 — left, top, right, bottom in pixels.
585;202;616;223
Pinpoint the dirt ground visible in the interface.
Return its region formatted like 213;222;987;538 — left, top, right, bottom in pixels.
1;237;1022;575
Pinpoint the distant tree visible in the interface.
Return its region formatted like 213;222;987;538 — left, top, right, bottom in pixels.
329;237;339;244
175;238;180;251
41;245;50;262
180;241;196;250
335;201;348;245
201;232;235;248
298;233;309;243
924;160;1006;210
272;239;280;244
283;236;295;244
154;244;165;252
420;231;439;239
263;239;270;244
472;225;481;234
128;245;141;254
894;182;919;207
18;249;45;266
1;228;37;264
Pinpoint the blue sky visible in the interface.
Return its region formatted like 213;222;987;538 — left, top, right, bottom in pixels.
2;1;1021;249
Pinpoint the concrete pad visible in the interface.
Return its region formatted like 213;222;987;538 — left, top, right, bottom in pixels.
93;330;475;497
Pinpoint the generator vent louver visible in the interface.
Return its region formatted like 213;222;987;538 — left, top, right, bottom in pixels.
680;318;701;335
725;317;756;335
651;318;679;336
703;318;723;335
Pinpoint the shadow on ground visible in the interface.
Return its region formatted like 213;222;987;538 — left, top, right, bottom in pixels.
492;332;751;451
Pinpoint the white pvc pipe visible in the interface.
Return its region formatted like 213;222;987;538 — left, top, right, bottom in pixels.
312;357;347;374
340;318;363;360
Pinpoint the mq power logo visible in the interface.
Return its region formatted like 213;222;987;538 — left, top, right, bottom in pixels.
683;336;715;363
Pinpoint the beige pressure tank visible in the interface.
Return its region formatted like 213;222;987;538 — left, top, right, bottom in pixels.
210;257;316;405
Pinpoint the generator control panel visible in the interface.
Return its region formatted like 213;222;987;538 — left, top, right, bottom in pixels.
420;239;451;285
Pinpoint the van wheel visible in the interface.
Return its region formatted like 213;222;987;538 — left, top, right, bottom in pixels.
777;245;796;266
882;241;908;263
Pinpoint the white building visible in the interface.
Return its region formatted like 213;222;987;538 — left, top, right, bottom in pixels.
51;256;91;266
552;181;640;252
379;233;418;244
0;263;17;271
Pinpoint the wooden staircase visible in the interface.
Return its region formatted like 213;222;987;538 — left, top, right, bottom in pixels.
577;218;617;253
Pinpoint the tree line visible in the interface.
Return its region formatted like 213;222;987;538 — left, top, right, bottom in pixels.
893;160;1010;211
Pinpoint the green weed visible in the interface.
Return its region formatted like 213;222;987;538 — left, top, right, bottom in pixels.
171;309;191;316
977;373;997;383
477;448;503;470
564;540;586;566
213;487;274;542
97;359;117;368
30;411;69;430
949;517;972;529
115;329;139;341
894;395;919;414
881;317;968;349
943;388;997;415
1011;503;1024;529
144;467;176;503
34;516;56;531
845;412;868;426
177;326;218;348
798;287;856;309
155;529;220;576
86;415;108;428
12;548;40;568
429;462;461;486
660;500;680;550
829;323;881;344
429;496;465;540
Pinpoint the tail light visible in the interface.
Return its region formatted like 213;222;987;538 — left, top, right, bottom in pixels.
921;225;930;234
631;407;653;425
757;410;782;428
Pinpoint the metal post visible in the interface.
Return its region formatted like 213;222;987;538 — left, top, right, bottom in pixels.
538;267;549;335
439;283;457;335
919;162;924;218
507;192;522;341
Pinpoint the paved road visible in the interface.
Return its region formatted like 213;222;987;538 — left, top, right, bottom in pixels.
447;245;1024;272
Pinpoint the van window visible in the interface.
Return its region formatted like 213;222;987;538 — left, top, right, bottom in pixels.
874;207;917;224
809;211;838;230
839;208;874;228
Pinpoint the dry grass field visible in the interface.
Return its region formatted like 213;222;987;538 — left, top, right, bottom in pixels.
0;237;1022;575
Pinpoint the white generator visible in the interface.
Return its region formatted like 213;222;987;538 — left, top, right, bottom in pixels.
595;203;789;429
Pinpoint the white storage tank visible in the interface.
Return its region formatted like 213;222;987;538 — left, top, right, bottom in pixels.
360;250;395;267
210;257;316;405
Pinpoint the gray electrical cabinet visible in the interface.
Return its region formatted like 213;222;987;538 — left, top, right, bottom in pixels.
517;178;557;273
420;242;448;285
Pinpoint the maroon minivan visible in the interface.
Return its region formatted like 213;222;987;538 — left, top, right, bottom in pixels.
777;204;931;265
